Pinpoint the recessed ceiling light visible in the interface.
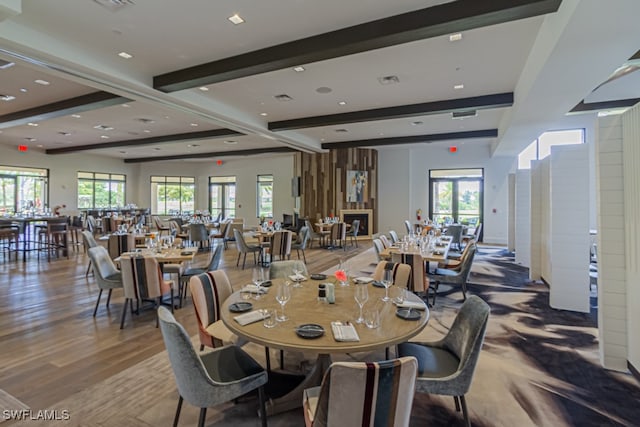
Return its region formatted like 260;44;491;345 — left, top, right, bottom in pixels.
454;84;464;90
320;138;325;142
118;51;133;59
449;33;463;42
25;137;36;142
293;66;305;72
0;59;15;69
379;133;384;136
452;110;477;119
34;79;50;85
27;122;38;127
377;75;400;85
71;114;81;118
122;104;131;108
199;86;209;91
316;87;332;94
338;101;347;106
137;118;155;124
228;13;245;25
224;140;237;145
101;135;109;139
19;88;27;93
93;124;114;131
190;123;199;127
260;112;268;117
143;129;151;133
187;144;200;148
36;144;43;148
0;94;15;101
57;131;70;136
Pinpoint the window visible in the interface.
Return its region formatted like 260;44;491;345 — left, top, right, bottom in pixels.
78;172;125;209
209;176;236;219
151;176;195;215
429;169;483;227
518;129;584;169
0;165;48;215
257;175;273;218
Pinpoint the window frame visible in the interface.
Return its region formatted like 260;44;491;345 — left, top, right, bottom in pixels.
77;171;125;210
208;176;236;219
256;174;274;219
150;175;195;215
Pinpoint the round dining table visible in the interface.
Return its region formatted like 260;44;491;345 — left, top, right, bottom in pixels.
221;277;429;416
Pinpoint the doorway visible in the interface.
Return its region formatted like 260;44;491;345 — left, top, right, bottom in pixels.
429;169;483;232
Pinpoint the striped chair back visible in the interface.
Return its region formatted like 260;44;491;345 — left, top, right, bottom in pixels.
379;234;391;249
120;254;171;300
392;253;427;293
373;261;411;289
107;233;136;259
306;357;418;427
270;230;292;261
189;271;233;348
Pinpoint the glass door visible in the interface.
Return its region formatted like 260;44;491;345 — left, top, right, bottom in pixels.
429;169;483;232
0;175;17;215
209;176;236;219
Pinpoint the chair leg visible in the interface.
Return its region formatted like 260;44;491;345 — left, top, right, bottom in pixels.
120;298;130;329
93;289;103;317
236;252;241;267
385;347;390;360
459;395;470;427
106;289;113;308
242;253;247;269
280;349;284;370
454;395;461;412
200;344;205;351
86;260;93;277
461;281;468;301
173;396;183;427
258;385;268;427
265;347;271;372
198;407;207;427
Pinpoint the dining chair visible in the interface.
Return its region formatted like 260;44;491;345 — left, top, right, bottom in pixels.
397;295;490;427
87;246;123;317
268;230;293;262
291;226;310;263
269;259;309;280
158;306;268;427
427;243;477;306
189;271;240;350
38;217;69;262
180;244;223;304
119;254;175;329
81;230;99;276
234;228;262;269
389;229;400;244
379;234;391;249
345;219;360;248
302;357;418;427
372;238;386;261
373;261;411;289
391;252;428;294
189;223;211;251
107;233;136;259
439;238;475;269
305;219;324;248
328;222;346;250
445;224;463;251
404;220;412;235
153;215;172;237
210;220;230;248
0;219;20;262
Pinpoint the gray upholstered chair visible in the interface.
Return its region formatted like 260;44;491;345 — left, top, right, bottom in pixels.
372;238;386;261
397;295;490;427
269;260;309;280
428;243;477;306
445;224;464;251
180;244;223;304
302;357;418;427
305;219;324;248
81;230;98;276
404;220;412;235
389;229;400;244
234;228;262;269
439;239;476;269
291;226;310;263
157;306;268;427
189;223;211;251
378;234;391;249
87;246;123;317
345;219;360;248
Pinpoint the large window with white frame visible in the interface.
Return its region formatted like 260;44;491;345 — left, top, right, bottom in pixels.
518;129;585;169
257;175;273;218
1;165;49;215
151;176;195;215
209;176;236;219
77;171;125;209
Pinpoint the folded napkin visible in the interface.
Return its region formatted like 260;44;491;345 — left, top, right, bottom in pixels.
289;274;307;282
234;310;269;326
394;301;427;311
241;284;268;294
353;277;374;284
331;322;360;342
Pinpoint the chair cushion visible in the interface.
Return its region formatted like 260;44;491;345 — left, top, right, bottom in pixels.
105;271;122;281
433;268;458;277
201;345;264;383
204;321;237;346
164;263;184;274
397;343;460;377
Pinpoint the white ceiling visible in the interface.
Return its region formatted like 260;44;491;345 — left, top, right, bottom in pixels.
0;0;639;162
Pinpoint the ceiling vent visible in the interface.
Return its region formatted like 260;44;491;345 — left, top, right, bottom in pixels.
136;118;155;124
92;0;134;12
274;94;293;102
334;128;349;133
377;75;400;85
452;110;477;119
93;124;114;131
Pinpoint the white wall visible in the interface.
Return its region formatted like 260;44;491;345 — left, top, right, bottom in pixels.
378;143;515;244
515;169;531;267
136;154;296;226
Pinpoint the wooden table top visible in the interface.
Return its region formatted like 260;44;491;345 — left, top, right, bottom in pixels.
381;236;452;262
116;246;197;263
221;278;429;354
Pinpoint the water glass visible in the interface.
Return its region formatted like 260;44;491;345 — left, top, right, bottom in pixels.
364;307;380;329
391;287;406;304
381;269;392;302
354;284;369;324
276;282;291;321
263;309;277;328
252;267;265;300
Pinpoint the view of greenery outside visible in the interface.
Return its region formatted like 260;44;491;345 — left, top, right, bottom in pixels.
430;169;482;225
151;176;195;215
77;172;125;209
209;176;236;219
457;181;480;225
257;175;273;218
432;181;453;224
0;167;48;214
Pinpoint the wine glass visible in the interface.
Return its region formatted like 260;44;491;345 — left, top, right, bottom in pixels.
291;260;305;288
381;269;392;302
275;282;291;321
252;267;265;300
354;284;369;324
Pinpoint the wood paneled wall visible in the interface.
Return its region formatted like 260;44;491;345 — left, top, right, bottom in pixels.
294;148;378;233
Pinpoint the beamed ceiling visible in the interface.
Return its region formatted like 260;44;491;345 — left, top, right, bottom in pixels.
0;0;639;162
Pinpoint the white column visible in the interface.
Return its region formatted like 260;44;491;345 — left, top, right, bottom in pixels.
515;170;531;267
